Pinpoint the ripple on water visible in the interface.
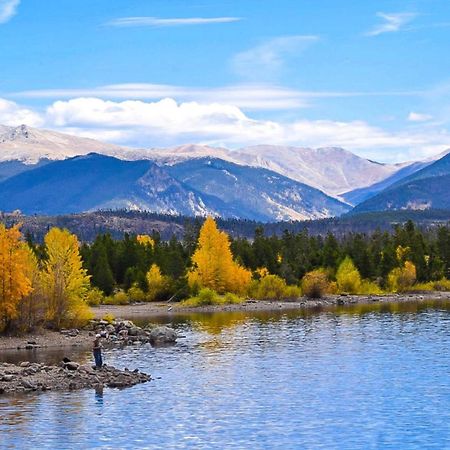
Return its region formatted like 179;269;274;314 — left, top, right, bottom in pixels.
1;301;450;449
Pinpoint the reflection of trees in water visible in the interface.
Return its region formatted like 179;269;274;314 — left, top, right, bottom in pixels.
0;394;39;429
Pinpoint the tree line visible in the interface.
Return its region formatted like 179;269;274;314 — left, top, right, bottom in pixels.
1;218;450;333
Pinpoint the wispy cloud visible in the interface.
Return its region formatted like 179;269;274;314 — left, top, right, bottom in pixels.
0;0;20;24
10;83;424;111
232;35;319;80
408;112;432;122
366;12;417;36
105;16;241;27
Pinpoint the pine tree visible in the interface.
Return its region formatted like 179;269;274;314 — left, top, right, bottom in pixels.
90;243;115;295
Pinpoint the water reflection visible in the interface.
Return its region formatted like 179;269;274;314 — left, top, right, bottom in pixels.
2;299;450;449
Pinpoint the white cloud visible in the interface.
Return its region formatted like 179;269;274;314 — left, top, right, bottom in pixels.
366;12;417;36
105;16;241;27
408;112;432;122
0;98;43;126
1;96;449;163
0;0;19;24
232;35;319;80
41;97;450;162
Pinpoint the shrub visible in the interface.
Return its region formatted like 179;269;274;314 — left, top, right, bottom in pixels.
128;285;146;303
103;290;130;305
223;292;245;304
359;280;383;295
413;278;450;292
283;285;302;298
65;302;94;328
146;264;170;301
301;269;330;298
102;313;115;324
181;288;223;307
254;274;288;300
432;278;450;291
336;257;361;294
388;261;417;292
85;287;104;306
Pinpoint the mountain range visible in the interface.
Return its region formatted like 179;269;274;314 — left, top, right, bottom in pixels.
0;124;448;221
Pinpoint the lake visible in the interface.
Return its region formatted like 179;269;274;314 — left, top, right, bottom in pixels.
1;301;450;449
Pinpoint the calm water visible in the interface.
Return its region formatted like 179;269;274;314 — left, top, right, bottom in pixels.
2;301;450;449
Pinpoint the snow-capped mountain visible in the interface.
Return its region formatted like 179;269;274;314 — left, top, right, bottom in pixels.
0;124;127;163
0;153;351;220
0;124;407;198
1;124;445;215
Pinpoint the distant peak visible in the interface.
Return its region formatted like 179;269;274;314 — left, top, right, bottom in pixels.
0;124;34;142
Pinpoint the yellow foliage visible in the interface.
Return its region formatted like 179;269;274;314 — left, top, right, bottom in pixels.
102;313;115;323
0;224;33;330
301;269;331;298
181;288;244;307
17;246;46;331
85;287;104;306
250;274;300;300
137;235;155;248
336;257;362;294
396;245;411;263
413;279;450;291
188;217;251;295
255;267;270;279
388;261;417;292
41;228;91;329
146;263;169;301
128;285;146;302
104;290;129;305
358;280;383;295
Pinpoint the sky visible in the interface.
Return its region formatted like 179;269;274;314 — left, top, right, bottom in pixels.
0;0;450;163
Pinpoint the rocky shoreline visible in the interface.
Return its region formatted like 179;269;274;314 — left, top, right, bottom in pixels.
0;319;178;352
0;361;150;394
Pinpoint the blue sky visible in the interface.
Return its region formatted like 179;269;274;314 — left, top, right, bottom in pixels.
0;0;450;162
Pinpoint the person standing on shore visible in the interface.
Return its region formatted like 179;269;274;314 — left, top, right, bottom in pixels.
93;334;103;368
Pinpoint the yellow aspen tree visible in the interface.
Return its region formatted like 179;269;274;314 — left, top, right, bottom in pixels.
137;235;155;248
188;217;251;294
42;228;91;329
17;246;45;331
336;256;362;294
388;261;417;292
146;263;168;301
0;224;32;331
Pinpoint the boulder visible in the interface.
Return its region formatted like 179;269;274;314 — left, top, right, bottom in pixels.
64;362;80;371
149;326;177;345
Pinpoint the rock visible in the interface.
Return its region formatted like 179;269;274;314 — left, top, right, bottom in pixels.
149;326;177;345
20;361;30;368
64;362;80;371
21;379;36;390
0;361;150;394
